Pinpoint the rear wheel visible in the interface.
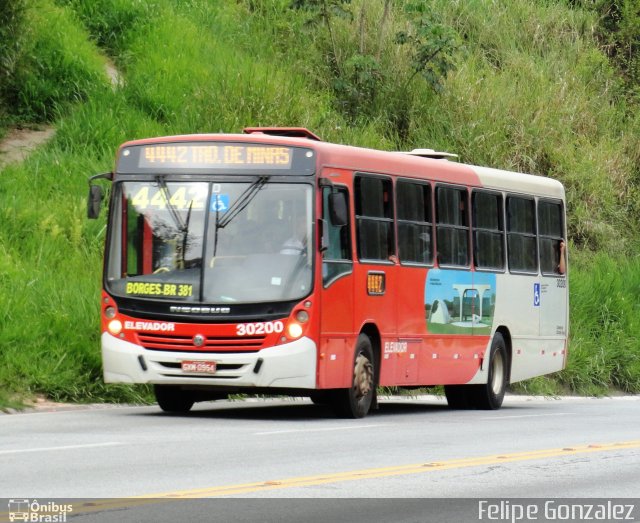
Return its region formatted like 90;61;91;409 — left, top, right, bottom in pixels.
444;333;508;410
331;334;375;418
444;385;471;409
154;385;194;413
472;332;508;409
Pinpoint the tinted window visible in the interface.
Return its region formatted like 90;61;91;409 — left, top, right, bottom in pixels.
436;186;469;266
507;196;537;272
397;181;432;265
355;176;394;261
508;197;535;234
473;191;504;270
538;200;565;275
322;186;352;286
538;200;563;237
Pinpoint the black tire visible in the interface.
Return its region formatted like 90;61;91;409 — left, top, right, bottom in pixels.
444;333;508;410
154;385;195;413
309;391;330;405
331;334;376;418
444;385;472;409
470;332;508;410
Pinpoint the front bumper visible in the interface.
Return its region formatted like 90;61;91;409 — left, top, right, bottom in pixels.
101;332;317;389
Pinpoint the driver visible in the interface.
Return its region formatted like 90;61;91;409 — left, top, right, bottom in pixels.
280;219;307;255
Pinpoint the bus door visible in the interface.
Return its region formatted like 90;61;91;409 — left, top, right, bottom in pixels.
318;183;354;388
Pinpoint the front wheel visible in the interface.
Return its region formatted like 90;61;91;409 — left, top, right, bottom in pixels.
331;334;376;418
154;385;194;413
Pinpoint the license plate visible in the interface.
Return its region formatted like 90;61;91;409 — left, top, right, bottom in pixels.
181;360;217;374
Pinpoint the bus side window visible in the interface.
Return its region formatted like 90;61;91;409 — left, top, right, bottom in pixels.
435;186;469;267
397;180;432;265
507;196;537;273
472;190;505;271
355;175;395;262
322;186;352;286
538;200;565;275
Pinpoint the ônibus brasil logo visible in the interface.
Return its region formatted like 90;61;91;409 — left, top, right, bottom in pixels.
7;499;72;522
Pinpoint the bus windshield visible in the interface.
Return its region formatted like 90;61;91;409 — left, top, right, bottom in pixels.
106;179;314;304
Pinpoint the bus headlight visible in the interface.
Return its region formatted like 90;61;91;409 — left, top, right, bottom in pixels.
108;320;123;336
104;306;117;319
287;322;303;339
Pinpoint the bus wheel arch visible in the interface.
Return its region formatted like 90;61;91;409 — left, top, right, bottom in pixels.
476;330;509;409
445;329;511;410
360;323;381;388
493;326;512;385
331;325;379;418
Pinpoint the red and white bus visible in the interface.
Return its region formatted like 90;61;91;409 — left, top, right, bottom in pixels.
88;127;568;417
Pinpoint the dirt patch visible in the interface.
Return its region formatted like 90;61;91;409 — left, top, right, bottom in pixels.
0;60;121;170
0;394;114;414
105;59;122;89
0;127;56;168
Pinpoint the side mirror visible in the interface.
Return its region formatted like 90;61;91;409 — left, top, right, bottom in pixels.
328;192;348;226
87;184;104;219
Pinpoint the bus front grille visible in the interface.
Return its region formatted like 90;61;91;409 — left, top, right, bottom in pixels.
136;333;265;352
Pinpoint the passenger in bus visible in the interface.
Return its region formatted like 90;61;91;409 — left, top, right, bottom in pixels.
557;240;566;275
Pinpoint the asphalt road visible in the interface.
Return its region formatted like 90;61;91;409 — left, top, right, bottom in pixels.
1;395;639;521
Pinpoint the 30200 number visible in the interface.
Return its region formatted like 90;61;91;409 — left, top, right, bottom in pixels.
236;321;284;336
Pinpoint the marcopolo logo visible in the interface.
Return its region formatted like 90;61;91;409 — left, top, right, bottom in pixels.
7;499;73;522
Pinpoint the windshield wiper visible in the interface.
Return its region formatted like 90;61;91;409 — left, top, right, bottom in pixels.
155;175;191;268
212;176;269;257
182;199;193;268
216;176;269;229
156;176;185;231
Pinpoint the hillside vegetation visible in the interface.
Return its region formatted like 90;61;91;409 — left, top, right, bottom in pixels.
1;0;639;407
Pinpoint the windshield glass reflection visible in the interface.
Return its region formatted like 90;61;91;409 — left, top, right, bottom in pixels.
106;180;313;304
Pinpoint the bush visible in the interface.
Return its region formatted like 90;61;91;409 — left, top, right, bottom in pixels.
55;0;157;56
0;0;27;132
7;0;108;122
561;251;640;394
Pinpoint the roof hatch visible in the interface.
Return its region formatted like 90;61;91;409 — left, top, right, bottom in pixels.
398;148;458;160
243;127;322;141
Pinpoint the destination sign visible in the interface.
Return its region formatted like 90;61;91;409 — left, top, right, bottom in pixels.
116;142;315;175
125;281;194;298
140;144;292;169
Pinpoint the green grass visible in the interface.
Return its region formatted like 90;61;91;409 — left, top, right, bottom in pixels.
560;251;640;395
1;0;640;408
6;0;109;123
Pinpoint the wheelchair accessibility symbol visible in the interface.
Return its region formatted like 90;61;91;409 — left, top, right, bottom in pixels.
211;194;229;213
533;283;541;307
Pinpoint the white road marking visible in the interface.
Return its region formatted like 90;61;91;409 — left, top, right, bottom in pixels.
0;442;121;455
